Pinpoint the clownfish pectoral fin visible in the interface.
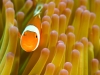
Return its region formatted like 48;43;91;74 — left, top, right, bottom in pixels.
18;32;21;38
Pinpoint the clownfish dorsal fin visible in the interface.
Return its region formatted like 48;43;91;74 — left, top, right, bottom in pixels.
27;15;41;32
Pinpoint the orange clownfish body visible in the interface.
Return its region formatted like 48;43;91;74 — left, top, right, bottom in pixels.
20;3;43;52
20;15;41;52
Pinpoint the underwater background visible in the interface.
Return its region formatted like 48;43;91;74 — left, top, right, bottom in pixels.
0;0;100;75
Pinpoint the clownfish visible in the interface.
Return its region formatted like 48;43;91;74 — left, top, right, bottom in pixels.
20;3;43;52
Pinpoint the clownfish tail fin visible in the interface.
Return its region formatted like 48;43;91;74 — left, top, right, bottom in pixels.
34;3;43;17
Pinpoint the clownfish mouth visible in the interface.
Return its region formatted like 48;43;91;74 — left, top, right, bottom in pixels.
22;44;35;52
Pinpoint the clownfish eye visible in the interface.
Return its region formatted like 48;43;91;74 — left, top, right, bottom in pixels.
36;35;37;38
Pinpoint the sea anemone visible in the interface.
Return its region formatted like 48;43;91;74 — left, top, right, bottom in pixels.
0;0;100;75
